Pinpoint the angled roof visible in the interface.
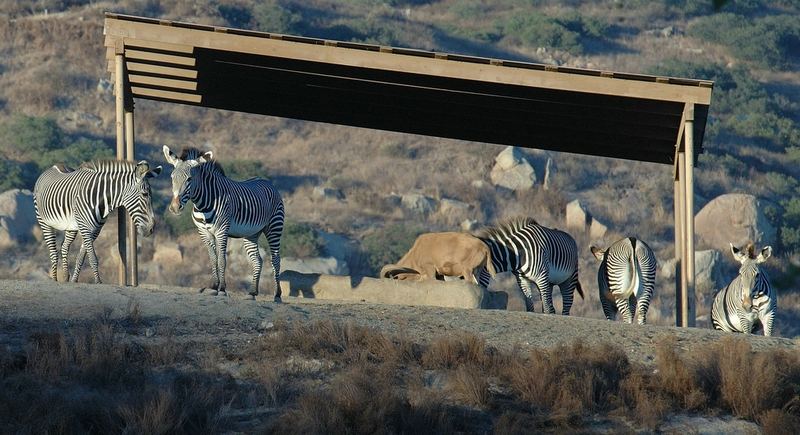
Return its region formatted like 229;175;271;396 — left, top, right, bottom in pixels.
103;13;712;165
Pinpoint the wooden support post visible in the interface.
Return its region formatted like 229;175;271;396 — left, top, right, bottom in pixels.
125;108;138;286
115;52;128;286
674;172;683;327
678;152;688;327
684;104;696;327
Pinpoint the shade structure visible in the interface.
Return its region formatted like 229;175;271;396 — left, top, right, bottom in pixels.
103;13;712;326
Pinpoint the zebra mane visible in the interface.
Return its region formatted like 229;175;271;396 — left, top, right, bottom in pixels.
745;242;756;259
78;159;138;173
179;147;226;176
475;216;538;239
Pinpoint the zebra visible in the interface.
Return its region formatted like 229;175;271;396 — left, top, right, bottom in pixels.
476;217;584;314
711;243;776;336
33;160;162;283
590;237;657;324
163;146;285;302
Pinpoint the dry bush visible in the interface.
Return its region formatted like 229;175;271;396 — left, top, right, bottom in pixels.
446;364;491;408
501;340;629;425
760;408;800;435
266;364;455;435
421;332;495;370
653;335;708;410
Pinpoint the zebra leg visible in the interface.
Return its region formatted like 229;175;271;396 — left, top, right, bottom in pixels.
265;223;283;303
762;311;775;337
636;296;649;325
559;273;580;315
477;268;492;290
514;272;536;312
71;244;87;283
533;275;556;314
73;228;101;283
214;232;229;297
198;230;220;294
616;296;634;324
40;224;59;281
243;235;262;300
60;230;78;281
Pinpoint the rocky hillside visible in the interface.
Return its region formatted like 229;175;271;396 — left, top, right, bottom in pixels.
1;0;800;332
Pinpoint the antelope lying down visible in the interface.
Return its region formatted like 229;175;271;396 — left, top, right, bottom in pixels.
380;232;496;284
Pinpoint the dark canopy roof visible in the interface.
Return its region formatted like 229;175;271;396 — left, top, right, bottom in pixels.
104;13;712;165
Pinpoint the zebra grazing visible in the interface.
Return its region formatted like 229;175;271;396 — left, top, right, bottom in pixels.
590;237;657;324
33;160;162;283
711;243;776;336
163;146;284;301
476;217;584;314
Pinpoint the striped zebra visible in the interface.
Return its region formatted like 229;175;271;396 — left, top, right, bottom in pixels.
590;237;657;324
711;243;776;336
33;160;162;283
476;217;584;314
163;146;284;301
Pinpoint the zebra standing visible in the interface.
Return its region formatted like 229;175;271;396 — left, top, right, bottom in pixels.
163;146;285;301
590;237;657;324
476;217;584;314
33;160;162;283
711;243;776;336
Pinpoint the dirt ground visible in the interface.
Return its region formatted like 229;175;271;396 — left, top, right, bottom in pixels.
2;278;796;366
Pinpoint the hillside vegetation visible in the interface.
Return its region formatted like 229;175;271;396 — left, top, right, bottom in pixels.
1;0;800;329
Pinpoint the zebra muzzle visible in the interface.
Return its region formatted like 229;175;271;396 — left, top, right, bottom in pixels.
169;197;183;215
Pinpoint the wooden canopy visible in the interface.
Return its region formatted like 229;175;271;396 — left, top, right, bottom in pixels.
104;12;711;165
102;13;712;327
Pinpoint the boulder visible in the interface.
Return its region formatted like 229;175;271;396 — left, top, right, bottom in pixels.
490;146;536;191
565;199;607;239
282;256;349;275
0;189;37;248
437;198;472;225
312;186;344;200
661;249;729;294
695;194;776;250
401;193;436;215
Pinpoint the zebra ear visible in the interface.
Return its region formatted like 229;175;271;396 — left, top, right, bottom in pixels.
756;246;772;263
163;145;179;166
197;151;213;164
146;165;163;178
590;246;605;261
730;243;747;262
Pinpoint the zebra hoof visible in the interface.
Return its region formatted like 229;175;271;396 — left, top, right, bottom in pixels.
198;288;206;294
208;289;219;296
274;295;282;304
218;290;228;297
246;294;256;301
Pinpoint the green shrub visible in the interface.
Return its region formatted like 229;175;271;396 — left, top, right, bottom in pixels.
253;1;302;34
217;4;252;29
279;221;325;258
0;114;64;160
359;223;422;275
37;138;114;170
222;160;266;181
498;13;582;53
0;160;27;191
688;13;800;69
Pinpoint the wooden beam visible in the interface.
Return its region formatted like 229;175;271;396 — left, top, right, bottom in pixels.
105;17;712;105
125;109;138;287
683;103;696;327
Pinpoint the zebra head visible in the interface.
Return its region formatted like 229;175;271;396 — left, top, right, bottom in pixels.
163;145;213;215
122;161;162;237
730;242;772;312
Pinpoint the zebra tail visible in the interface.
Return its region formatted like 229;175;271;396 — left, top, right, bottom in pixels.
576;281;585;300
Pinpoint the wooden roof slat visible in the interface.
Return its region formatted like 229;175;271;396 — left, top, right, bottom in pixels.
126;62;198;79
124;49;196;66
130;86;202;103
129;74;197;91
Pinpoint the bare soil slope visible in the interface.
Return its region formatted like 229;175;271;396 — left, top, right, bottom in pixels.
1;278;795;365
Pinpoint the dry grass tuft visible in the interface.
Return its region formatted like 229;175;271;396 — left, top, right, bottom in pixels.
421;332;494;370
760;408;800;435
447;364;491;408
653;335;708;410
